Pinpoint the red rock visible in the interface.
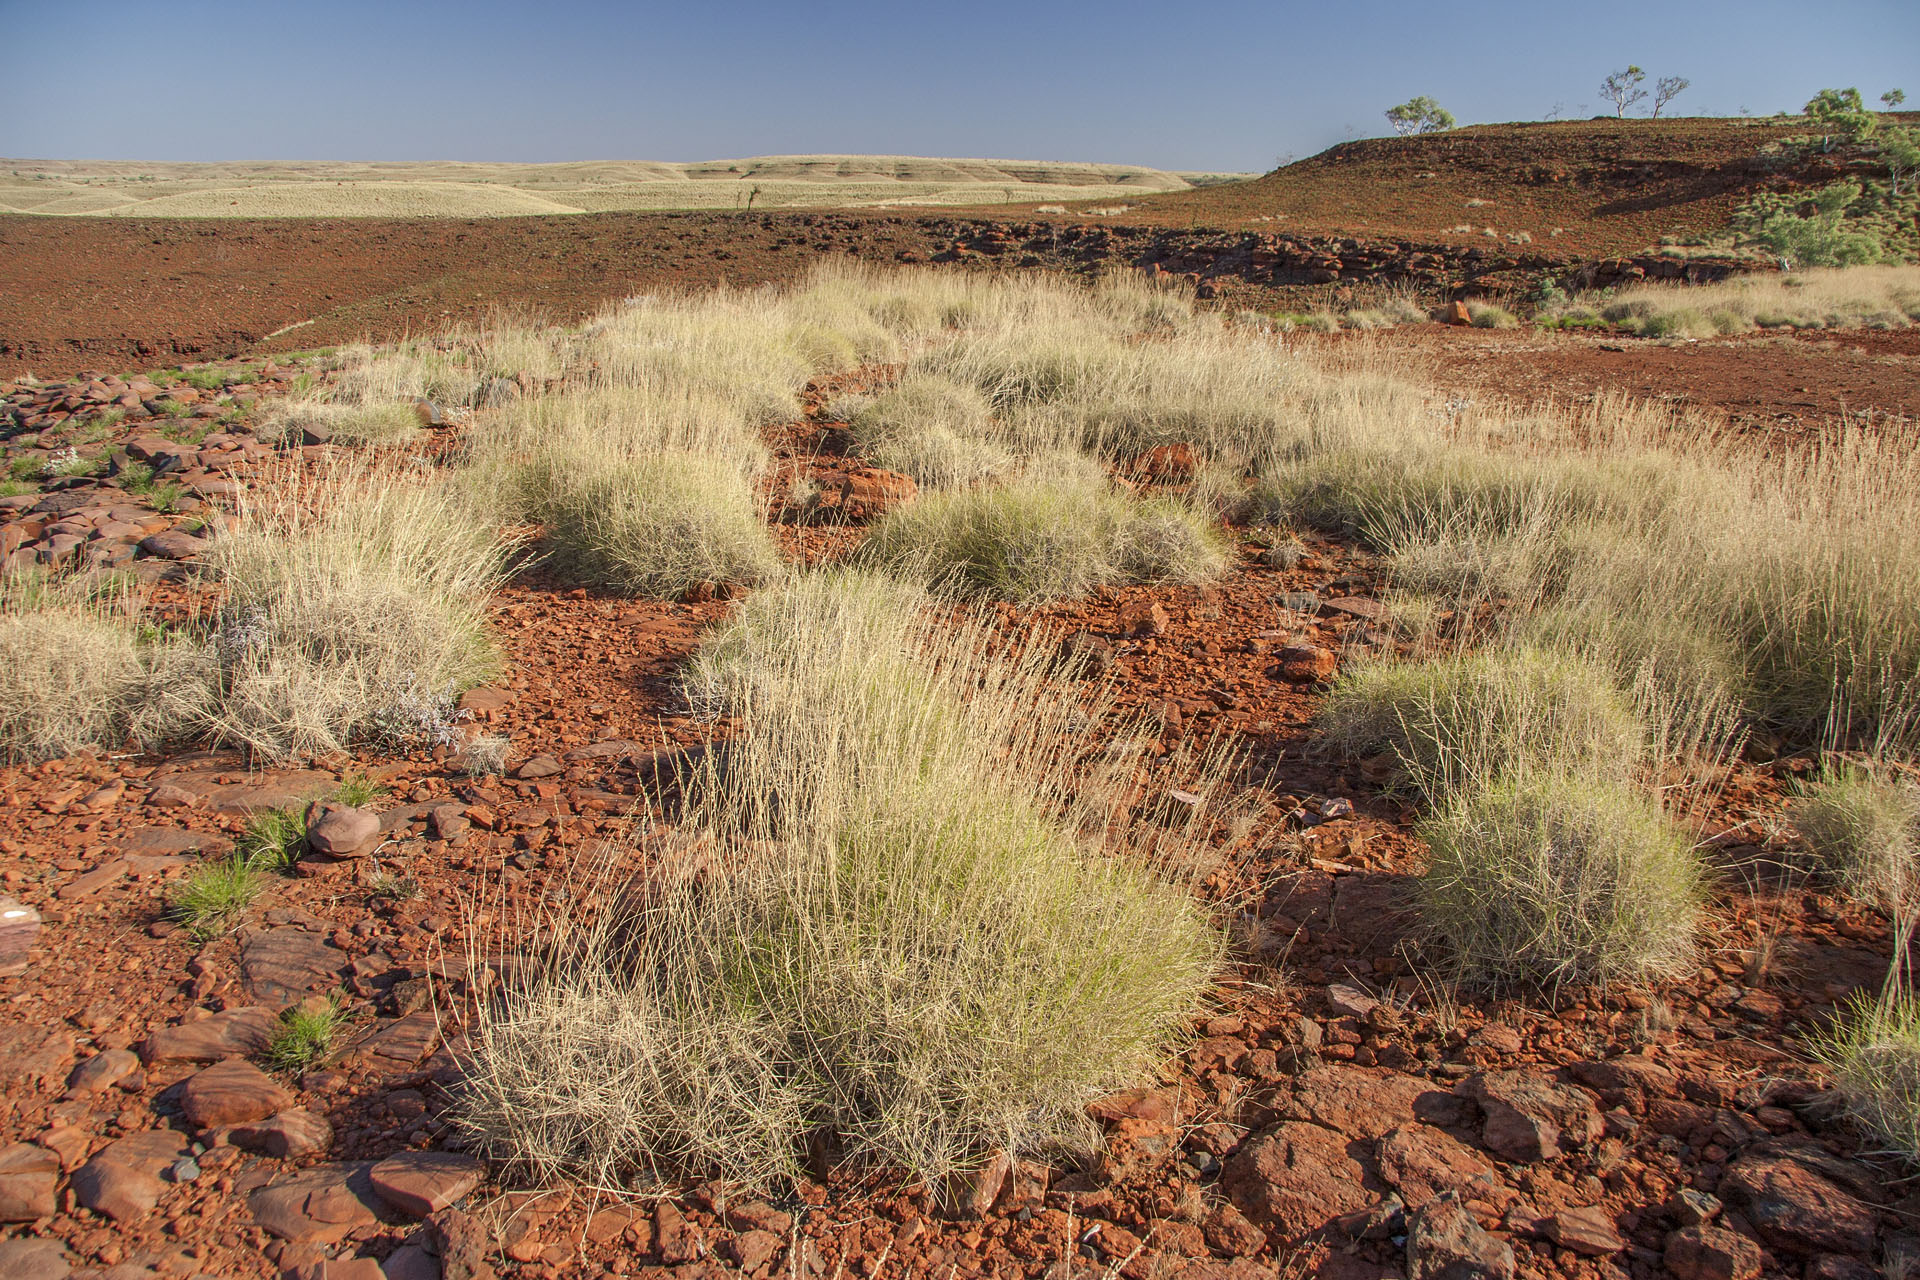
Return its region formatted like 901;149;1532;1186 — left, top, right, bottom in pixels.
140;1006;278;1063
940;1149;1010;1218
1119;599;1170;637
248;1163;383;1243
1130;442;1200;481
307;803;381;857
70;1156;166;1222
0;1238;70;1280
1664;1225;1763;1280
1377;1124;1503;1208
838;467;917;518
1718;1154;1876;1257
64;1047;140;1097
229;1108;334;1159
655;1201;699;1264
1443;300;1473;326
1458;1070;1600;1163
431;1207;496;1280
729;1230;782;1271
1201;1202;1267;1256
1406;1193;1514;1280
1096;1117;1182;1185
180;1058;292;1129
1543;1205;1625;1256
370;1151;487;1218
138;529;207;560
0;898;41;977
1275;643;1337;683
0;1142;59;1221
1223;1121;1371;1242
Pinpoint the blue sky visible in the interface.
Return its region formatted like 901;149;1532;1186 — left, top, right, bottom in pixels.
2;0;1914;171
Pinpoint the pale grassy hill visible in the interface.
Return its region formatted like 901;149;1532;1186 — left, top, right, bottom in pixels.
0;156;1252;218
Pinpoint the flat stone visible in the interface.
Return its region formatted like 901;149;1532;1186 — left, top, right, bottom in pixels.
1322;596;1387;620
249;1162;384;1243
563;739;648;761
241;927;345;1007
1377;1124;1504;1209
1223;1121;1372;1243
116;826;232;858
1664;1225;1763;1280
1282;1067;1462;1140
65;1047;140;1097
229;1106;334;1159
0;898;41;976
71;1156;166;1222
308;804;382;857
352;1011;440;1071
1719;1154;1876;1257
140;1005;278;1063
370;1151;487;1218
0;1142;59;1221
1406;1193;1514;1280
1544;1205;1626;1256
1459;1071;1602;1163
180;1058;292;1129
513;755;563;780
0;1238;70;1280
0;1024;75;1086
380;1243;441;1280
138;530;206;560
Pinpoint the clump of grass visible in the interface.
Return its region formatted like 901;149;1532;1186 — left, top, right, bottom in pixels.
532;451;781;598
201;462;514;760
0;573;215;763
167;856;263;940
176;367;230;392
858;469;1226;603
836;375;1015;489
452;733;511;777
1467;302;1519;329
459;571;1230;1190
1563;264;1920;335
369;870;422;902
1419;772;1702;993
237;805;307;872
331;771;389;807
1320;646;1646;799
1795;765;1920;903
263;997;346;1073
1812;989;1920;1166
255;399;422;447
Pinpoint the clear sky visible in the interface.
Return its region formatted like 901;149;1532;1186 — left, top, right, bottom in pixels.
2;0;1914;172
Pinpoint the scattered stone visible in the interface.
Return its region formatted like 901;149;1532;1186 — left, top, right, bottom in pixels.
230;1108;334;1159
140;1006;278;1063
1275;643;1337;683
1664;1225;1763;1280
655;1200;699;1264
1201;1202;1267;1257
249;1162;384;1243
729;1230;782;1271
0;898;41;977
0;1142;59;1221
1405;1193;1515;1280
1718;1153;1876;1257
1377;1124;1503;1209
180;1058;292;1129
352;1010;441;1070
1223;1121;1371;1242
836;467;916;518
242;927;346;1007
430;1207;495;1280
0;1025;75;1086
370;1151;487;1218
513;756;563;780
65;1047;140;1096
1543;1205;1625;1256
1458;1070;1601;1163
138;530;206;560
71;1156;166;1222
1321;596;1387;621
0;1238;70;1280
307;804;382;857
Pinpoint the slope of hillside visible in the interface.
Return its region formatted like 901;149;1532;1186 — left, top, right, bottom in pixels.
1085;117;1817;257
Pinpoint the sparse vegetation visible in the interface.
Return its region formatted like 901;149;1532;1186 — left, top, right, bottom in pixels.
263;998;346;1073
459;572;1229;1188
1795;765;1920;904
1549;265;1920;334
1384;97;1455;136
237;805;307;873
167;856;263;940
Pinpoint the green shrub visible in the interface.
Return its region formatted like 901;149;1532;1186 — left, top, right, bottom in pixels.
1795;766;1920;902
167;856;262;940
263;998;345;1073
1418;773;1701;992
458;572;1224;1189
533;451;780;598
858;472;1226;603
238;806;307;872
1320;646;1646;799
1811;992;1920;1166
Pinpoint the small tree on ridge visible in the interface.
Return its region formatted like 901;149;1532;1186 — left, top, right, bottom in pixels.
1652;76;1690;118
1600;66;1648;117
1384;97;1456;136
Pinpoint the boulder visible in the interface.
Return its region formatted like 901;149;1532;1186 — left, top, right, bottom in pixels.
180;1058;292;1129
70;1156;166;1222
141;1006;278;1063
1223;1121;1372;1243
0;1142;59;1221
1275;644;1338;683
1405;1193;1514;1280
1664;1225;1764;1280
307;804;381;857
1458;1070;1601;1163
0;1238;70;1280
370;1151;487;1218
1718;1154;1876;1257
249;1162;384;1243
